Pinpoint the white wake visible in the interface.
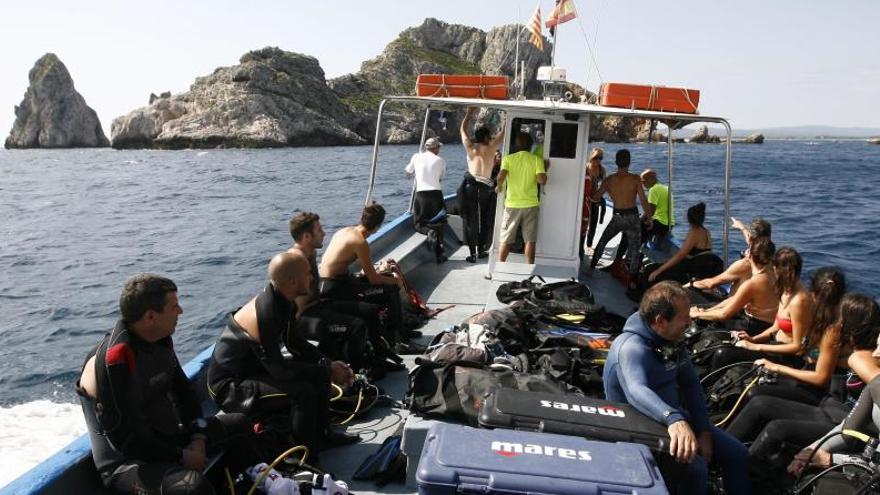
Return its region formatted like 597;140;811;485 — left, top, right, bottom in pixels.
0;400;86;487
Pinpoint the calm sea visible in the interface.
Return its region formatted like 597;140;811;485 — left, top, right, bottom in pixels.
1;141;879;407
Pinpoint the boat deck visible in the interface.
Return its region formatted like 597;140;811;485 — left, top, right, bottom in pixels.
319;216;662;493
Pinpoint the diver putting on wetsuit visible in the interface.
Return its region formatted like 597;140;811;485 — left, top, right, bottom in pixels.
77;274;259;495
207;252;358;461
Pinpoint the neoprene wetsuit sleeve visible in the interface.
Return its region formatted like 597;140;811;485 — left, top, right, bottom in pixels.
102;344;184;462
840;378;880;450
677;356;711;434
617;341;686;426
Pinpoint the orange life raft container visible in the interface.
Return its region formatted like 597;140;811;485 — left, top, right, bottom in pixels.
599;82;700;114
416;74;509;100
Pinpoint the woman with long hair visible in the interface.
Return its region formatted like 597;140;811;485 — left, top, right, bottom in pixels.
750;267;848;404
580;147;606;259
707;247;811;371
647;202;723;284
690;236;778;336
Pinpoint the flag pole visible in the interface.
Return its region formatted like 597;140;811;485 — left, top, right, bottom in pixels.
514;24;522;96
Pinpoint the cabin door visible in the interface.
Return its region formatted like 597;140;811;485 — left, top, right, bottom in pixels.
534;117;588;266
489;114;588;278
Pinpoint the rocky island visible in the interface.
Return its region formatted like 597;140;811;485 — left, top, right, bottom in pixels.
5;53;109;149
109;18;662;149
5;19;713;150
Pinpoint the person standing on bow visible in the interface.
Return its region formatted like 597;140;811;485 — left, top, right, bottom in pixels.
495;131;547;265
405;137;448;262
458;107;505;263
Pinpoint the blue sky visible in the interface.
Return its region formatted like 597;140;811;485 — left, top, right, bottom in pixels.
1;0;878;137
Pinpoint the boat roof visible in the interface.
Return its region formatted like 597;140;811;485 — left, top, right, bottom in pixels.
382;95;730;130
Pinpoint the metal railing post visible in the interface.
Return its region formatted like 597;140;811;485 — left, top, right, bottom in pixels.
666;123;674;233
721;120;733;266
365;99;388;206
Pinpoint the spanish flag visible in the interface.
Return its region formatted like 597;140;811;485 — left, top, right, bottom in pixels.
546;0;578;29
527;6;543;50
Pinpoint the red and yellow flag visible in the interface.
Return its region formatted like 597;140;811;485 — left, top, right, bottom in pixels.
527;6;543;50
546;0;578;29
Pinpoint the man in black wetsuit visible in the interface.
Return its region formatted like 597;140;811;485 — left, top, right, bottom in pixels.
458;107;505;262
289;211;397;373
77;274;257;495
207;252;357;459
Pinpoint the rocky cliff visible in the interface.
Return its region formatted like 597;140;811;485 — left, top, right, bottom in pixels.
111;18;662;148
111;47;364;149
329;18;553;144
5;53;109;149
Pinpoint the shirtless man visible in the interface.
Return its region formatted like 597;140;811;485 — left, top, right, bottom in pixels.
287;212;376;371
589;149;650;287
458;107;506;262
318;204;407;344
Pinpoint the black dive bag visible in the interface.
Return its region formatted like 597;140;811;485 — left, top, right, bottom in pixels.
478;388;670;452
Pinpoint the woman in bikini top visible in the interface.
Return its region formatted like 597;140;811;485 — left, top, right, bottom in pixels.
690;237;778;334
755;267;848;391
735;247;812;358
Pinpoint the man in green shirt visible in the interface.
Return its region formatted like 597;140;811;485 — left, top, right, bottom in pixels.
495;132;547;264
640;169;674;245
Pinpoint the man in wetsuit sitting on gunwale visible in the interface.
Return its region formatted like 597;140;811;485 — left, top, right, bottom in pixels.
207;252;358;460
77;274;258;495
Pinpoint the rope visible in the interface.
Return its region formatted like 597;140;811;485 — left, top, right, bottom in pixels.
247;445;309;495
574;8;603;86
678;88;699;114
417;75;508;99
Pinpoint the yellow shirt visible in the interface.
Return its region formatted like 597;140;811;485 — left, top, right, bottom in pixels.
501;151;545;208
648;183;674;226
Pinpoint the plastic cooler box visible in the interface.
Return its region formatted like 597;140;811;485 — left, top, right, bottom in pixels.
417;423;667;495
479;388;670;452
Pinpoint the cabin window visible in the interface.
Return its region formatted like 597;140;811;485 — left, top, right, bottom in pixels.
508;118;546;156
549;122;578;159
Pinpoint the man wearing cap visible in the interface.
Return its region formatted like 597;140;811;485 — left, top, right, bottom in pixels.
405;137;448;261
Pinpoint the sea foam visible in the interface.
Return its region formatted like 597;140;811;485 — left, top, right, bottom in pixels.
0;401;86;487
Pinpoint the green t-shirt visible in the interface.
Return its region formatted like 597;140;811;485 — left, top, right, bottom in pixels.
501;151;545;208
648;183;674;226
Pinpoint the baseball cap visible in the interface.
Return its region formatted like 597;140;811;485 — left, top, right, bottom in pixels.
425;137;442;149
